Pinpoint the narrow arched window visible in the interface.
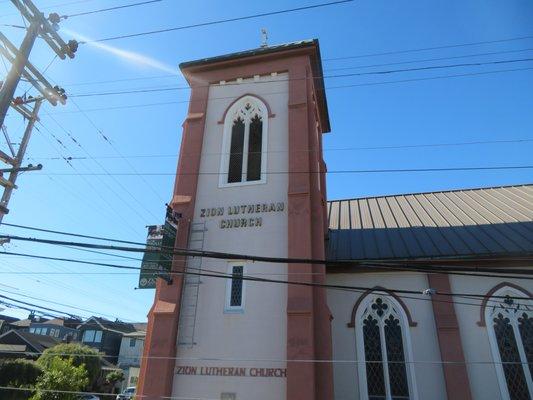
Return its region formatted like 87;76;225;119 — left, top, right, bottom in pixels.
355;294;418;400
486;286;533;400
221;96;268;186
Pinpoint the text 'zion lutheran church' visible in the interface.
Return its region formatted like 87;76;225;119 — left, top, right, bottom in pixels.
136;40;533;400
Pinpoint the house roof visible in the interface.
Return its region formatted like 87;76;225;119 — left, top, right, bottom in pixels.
179;39;330;133
326;184;533;262
0;330;59;353
10;319;33;327
78;317;135;333
0;315;19;324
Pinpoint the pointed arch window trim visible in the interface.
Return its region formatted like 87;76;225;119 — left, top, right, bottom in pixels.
354;291;419;400
484;284;533;400
219;95;270;188
348;286;418;328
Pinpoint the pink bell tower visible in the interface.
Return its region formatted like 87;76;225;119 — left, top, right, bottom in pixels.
137;39;333;400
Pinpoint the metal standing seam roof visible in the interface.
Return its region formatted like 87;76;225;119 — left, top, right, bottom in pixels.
326;184;533;261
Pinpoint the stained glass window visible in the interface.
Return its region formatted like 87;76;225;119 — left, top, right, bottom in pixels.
230;266;243;307
487;289;533;400
357;295;414;400
223;97;266;184
228;117;244;183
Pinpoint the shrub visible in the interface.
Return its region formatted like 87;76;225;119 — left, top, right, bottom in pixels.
31;356;88;400
36;343;101;388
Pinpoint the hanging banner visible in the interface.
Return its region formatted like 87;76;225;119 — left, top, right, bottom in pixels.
138;207;180;289
138;225;164;289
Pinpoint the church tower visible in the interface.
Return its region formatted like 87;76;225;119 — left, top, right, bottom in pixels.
137;39;333;400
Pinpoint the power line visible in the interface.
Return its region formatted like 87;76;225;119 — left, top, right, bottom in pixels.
1;247;532;302
34;122;146;236
1;250;531;317
62;0;162;18
324;47;533;72
323;34;533;61
28;165;533;176
42;111;161;223
27;138;533;161
2;224;533;275
0;289;135;322
47;66;533;114
0;293;80;319
84;0;354;43
48;47;533;88
0;386;218;400
0;350;530;365
67;57;533;98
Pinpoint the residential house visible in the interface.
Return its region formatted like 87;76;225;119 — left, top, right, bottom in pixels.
78;317;135;363
0;329;59;359
0;314;19;335
117;324;146;390
28;317;81;342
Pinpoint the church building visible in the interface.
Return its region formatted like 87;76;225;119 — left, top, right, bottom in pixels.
136;40;533;400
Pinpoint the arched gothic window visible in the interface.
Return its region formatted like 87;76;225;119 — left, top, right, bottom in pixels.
355;293;418;400
220;96;268;186
485;286;533;400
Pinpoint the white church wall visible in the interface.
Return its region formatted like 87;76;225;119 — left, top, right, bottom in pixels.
327;272;447;400
172;73;289;400
449;273;533;400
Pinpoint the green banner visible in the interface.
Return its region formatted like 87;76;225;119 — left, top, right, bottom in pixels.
138;225;164;289
138;208;179;289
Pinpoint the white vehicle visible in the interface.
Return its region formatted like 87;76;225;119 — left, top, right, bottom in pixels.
116;387;136;400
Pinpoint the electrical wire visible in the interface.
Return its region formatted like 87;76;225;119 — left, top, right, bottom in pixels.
1;247;532;302
48;47;533;88
48;66;533;114
0;386;217;400
2;224;533;275
28;139;533;161
323;34;533;61
67;57;533;98
84;0;354;43
42;111;161;223
0;351;530;365
29;165;533;176
34;123;146;236
62;0;161;18
0;293;80;319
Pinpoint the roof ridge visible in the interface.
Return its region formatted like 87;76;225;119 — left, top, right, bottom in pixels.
328;183;533;203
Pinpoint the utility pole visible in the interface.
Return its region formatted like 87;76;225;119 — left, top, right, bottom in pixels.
0;0;78;225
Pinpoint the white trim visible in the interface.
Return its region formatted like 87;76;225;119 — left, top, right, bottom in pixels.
354;292;418;400
485;286;533;400
218;95;269;188
224;262;246;314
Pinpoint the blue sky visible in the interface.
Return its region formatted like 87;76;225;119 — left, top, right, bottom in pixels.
0;0;532;322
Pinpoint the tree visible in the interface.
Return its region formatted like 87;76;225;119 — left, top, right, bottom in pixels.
0;359;43;400
106;369;125;385
31;356;88;400
106;369;125;393
37;343;101;388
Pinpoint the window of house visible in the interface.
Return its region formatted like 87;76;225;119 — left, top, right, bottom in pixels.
50;328;56;337
221;394;236;400
130;338;136;347
220;96;268;187
486;286;533;400
355;294;417;400
83;330;102;343
83;330;95;342
29;327;35;333
225;263;245;313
